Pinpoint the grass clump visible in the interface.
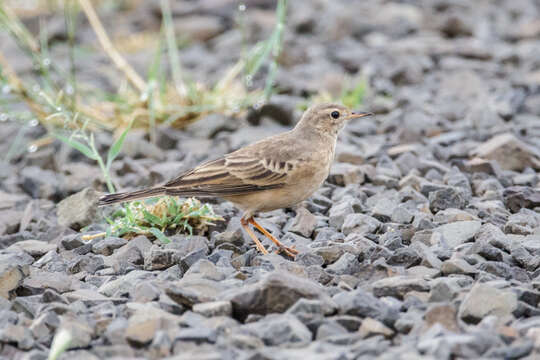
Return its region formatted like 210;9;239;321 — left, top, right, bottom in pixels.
107;197;224;243
0;0;289;151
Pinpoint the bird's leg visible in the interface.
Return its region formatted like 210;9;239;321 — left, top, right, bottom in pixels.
247;217;298;258
240;217;269;255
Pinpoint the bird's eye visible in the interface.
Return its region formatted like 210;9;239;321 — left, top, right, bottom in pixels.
331;111;340;119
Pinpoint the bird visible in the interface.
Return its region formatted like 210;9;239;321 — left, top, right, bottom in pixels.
99;103;372;257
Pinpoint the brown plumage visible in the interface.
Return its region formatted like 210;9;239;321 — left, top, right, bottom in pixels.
99;103;372;257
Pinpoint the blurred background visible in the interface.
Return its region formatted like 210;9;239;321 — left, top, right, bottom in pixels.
1;3;540;359
0;0;539;194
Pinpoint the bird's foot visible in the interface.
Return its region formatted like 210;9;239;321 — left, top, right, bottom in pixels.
275;244;298;258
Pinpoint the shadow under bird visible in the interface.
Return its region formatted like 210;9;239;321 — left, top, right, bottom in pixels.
99;103;372;257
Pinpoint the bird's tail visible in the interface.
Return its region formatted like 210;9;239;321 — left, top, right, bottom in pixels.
98;187;166;206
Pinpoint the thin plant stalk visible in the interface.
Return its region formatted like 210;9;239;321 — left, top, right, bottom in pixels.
160;0;188;99
264;0;287;101
64;0;79;111
78;0;147;93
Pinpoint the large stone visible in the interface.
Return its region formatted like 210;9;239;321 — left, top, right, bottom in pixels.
333;288;397;326
144;245;182;270
372;276;430;299
239;314;312;347
429;187;467;213
20;166;61;199
424;304;459;332
328;163;365;186
359;317;394;338
432;220;482;248
6;240;57;258
342;213;381;236
166;278;224;307
226;271;330;320
124;304;181;346
23;268;75;293
192;301;232;317
288;208;318;238
0;252;33;299
57;188;100;230
459;283;517;325
503;186;540;213
471;133;540;171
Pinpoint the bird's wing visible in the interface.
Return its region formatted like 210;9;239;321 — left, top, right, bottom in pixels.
163;146;297;196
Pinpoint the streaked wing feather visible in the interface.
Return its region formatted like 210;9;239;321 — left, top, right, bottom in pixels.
163;153;291;196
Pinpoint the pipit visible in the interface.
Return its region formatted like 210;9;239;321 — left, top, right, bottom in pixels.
99;103;372;257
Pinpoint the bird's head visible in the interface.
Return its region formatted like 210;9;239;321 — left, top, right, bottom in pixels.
296;103;373;136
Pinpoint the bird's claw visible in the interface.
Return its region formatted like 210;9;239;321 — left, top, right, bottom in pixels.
275;244;298;258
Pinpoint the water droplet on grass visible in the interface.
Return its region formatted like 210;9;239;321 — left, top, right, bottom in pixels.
28;144;38;153
238;4;246;11
0;113;8;122
29;118;39;127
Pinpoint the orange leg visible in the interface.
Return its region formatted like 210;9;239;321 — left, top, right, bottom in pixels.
248;217;298;258
240;218;269;255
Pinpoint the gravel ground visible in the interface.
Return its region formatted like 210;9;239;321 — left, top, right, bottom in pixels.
1;0;540;359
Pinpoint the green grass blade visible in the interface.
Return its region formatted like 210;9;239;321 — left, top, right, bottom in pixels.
106;119;133;170
142;209;163;227
53;133;98;160
149;227;170;244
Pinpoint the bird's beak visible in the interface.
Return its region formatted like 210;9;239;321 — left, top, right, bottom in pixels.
346;111;373;120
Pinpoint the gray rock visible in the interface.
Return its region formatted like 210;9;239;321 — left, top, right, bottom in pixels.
475;223;511;251
326;252;361;275
333;288;398;326
61;316;95;349
192;301;232;317
441;258;477;275
0;252;33;299
67;254;104;274
371;198;398;222
504;186;540;213
432;220;482;248
459;283;517;325
92;237;128;256
288;208;317;238
471;133;540;171
434;208;478;224
99;270;154;297
20;166;61;200
429;278;461;302
329;198;357;229
144;245;182;270
23;268;75;293
429;187;467;213
6;240;57;258
0;323;34;350
239;314;312;346
387;247;421;268
359;317;394;339
57;188;100;230
342;213;381;236
372;276;430;299
226;271;331;320
166;278;224;307
391;205;414;224
328;163;365;186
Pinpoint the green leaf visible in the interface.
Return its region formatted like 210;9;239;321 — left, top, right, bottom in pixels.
106;119;133;170
54;133;98;160
142;209;163;227
149;227;170;243
244;39;273;78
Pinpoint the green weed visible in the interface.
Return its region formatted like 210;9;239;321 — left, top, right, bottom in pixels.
107;197;224;243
